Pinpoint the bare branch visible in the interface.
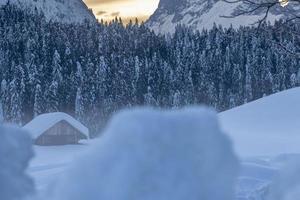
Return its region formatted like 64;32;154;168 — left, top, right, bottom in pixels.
221;0;300;27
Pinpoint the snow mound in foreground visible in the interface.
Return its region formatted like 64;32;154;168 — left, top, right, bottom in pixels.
219;87;300;157
52;107;238;200
0;125;34;200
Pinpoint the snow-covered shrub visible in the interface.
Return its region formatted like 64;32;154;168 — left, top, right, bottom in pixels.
267;157;300;200
53;107;239;200
0;125;34;200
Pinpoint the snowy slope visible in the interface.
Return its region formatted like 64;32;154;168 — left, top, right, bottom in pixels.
0;0;96;24
147;0;295;34
27;95;300;200
220;87;300;157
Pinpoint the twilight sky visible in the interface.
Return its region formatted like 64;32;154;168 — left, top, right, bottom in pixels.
84;0;159;23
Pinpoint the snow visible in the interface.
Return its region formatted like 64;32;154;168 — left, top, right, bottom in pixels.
28;144;91;193
50;107;238;200
15;88;300;199
219;87;300;158
218;87;300;199
23;112;89;139
0;125;34;200
0;0;96;24
267;158;300;200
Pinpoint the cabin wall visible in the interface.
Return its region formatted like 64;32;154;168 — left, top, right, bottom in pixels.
35;120;87;146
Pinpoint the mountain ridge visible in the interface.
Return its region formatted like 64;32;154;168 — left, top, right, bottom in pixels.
147;0;298;34
0;0;96;24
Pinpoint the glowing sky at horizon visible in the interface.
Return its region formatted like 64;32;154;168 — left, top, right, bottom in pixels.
84;0;159;23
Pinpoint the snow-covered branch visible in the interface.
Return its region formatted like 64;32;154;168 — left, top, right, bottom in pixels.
222;0;300;57
222;0;300;27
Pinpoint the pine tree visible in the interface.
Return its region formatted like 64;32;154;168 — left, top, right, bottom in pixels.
172;90;182;109
75;61;83;87
297;68;300;86
144;86;157;106
1;80;9;121
0;98;3;123
132;56;140;102
9;80;22;125
52;50;63;83
208;82;217;108
95;56;107;102
45;81;59;113
290;73;297;88
33;84;43;117
229;91;236;109
183;70;194;105
244;63;253;103
75;87;84;121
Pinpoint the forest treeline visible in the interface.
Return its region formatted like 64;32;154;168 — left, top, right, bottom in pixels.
0;4;299;136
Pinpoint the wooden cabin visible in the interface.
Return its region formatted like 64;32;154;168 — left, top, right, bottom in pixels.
23;112;89;146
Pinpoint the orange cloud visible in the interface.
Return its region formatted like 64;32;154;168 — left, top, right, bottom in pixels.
83;0;159;23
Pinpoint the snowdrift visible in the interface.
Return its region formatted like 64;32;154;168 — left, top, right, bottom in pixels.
52;107;238;200
0;125;34;200
220;87;300;157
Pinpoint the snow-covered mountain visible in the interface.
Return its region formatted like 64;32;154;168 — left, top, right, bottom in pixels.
0;0;96;24
147;0;296;34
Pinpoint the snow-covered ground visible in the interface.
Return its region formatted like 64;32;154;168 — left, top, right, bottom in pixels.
28;144;88;192
220;87;300;157
27;87;300;200
219;87;300;199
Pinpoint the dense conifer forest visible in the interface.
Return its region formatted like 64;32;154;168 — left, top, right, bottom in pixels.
0;4;299;136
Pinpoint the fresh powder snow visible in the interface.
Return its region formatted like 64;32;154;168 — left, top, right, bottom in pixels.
0;125;34;200
267;158;300;200
50;107;238;200
22;88;300;200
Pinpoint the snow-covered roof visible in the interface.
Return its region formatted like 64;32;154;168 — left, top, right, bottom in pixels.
23;112;89;139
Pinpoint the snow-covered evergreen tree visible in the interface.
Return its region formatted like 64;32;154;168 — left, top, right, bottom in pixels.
244;63;253;103
0;3;298;133
52;50;63;83
9;80;22;125
172;90;182;109
144;86;157;106
290;73;297;88
0;99;4;123
1;80;9;121
45;81;59;113
297;68;300;86
75;87;84;121
33;84;43;117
